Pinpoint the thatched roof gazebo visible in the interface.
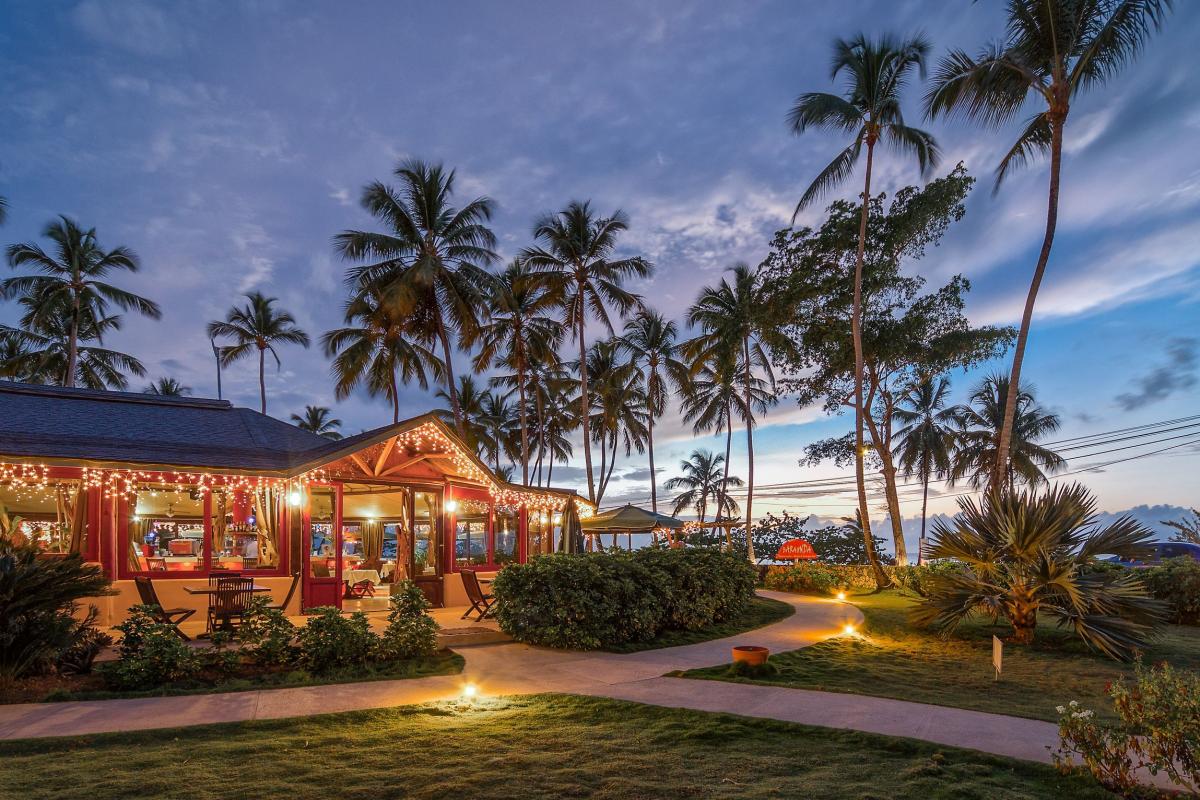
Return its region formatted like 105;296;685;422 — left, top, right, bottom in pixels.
581;504;683;550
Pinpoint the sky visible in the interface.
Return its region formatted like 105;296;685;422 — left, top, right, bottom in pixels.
1;1;1197;552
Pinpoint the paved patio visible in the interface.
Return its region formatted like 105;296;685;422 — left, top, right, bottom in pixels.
0;591;1090;775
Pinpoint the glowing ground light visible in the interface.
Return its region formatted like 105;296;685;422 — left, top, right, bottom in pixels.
462;682;478;699
842;623;856;636
835;591;847;601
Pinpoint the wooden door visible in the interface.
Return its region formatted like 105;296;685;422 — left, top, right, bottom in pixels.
302;484;343;610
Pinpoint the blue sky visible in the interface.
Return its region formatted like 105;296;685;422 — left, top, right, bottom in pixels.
2;1;1197;546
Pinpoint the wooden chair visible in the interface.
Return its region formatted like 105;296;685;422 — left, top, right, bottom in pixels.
343;579;375;599
268;571;301;613
145;557;167;571
206;577;254;635
460;569;494;621
134;577;195;641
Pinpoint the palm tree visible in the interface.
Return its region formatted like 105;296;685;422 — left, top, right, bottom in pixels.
478;391;517;474
322;290;444;423
144;377;191;397
207;292;310;415
790;33;939;585
664;450;744;524
0;196;7;225
687;264;791;563
521;201;653;502
950;374;1065;490
436;375;491;458
583;338;648;505
291;406;343;440
3;216;161;388
473;260;564;484
914;484;1162;658
925;0;1172;489
619;309;689;513
0;310;145;390
522;358;576;487
334;159;498;437
892;375;958;564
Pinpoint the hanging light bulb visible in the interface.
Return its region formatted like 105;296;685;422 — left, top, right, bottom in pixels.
445;499;458;513
288;488;303;507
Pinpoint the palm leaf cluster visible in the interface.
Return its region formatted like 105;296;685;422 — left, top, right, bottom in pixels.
913;483;1164;659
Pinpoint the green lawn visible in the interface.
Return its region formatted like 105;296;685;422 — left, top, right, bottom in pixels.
0;694;1113;800
683;591;1200;723
32;651;465;704
602;595;795;653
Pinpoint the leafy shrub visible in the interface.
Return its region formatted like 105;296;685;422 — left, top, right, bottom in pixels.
1139;558;1200;625
239;596;299;666
725;658;780;679
492;548;756;650
763;563;846;595
56;609;113;676
377;581;439;661
296;607;377;674
0;543;112;682
102;605;199;690
1053;661;1200;796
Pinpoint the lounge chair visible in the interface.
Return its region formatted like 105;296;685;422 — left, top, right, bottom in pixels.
460;569;494;621
344;579;375;599
134;576;196;641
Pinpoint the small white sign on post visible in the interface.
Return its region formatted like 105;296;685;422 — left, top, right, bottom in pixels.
992;635;1003;681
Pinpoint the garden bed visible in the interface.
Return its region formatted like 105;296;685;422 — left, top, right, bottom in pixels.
602;596;793;653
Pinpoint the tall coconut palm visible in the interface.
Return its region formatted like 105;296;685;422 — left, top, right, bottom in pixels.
322;290;444;423
687;264;791;563
925;0;1172;488
144;377;191;397
334;159;498;437
664;450;744;523
790;33;939;586
523;358;576;487
478;391;517;474
291;406;343;440
207;292;310;415
892;375;957;564
3;216;161;388
473;260;564;484
619;309;689;513
582;338;648;505
950;374;1065;490
521;201;653;503
435;375;491;457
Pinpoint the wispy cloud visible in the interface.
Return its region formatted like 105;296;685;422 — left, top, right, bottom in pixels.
1115;337;1198;411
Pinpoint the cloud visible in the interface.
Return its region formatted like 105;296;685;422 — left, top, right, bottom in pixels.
1115;337;1198;410
72;0;189;57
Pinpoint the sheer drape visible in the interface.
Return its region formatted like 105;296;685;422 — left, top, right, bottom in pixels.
253;488;282;568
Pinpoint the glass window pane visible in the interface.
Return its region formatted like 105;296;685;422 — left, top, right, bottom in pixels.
0;477;85;554
129;483;205;572
453;497;489;568
412;492;438;576
309;487;336;578
494;508;519;565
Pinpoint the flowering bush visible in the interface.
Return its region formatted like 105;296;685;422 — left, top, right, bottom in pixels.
1053;661;1200;796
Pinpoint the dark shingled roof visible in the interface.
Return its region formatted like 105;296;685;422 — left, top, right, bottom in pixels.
0;381;337;474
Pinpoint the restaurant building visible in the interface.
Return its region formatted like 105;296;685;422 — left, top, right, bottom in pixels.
0;381;590;623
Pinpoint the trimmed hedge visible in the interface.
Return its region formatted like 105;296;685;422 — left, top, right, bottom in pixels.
1140;558;1200;625
763;561;963;597
491;549;756;650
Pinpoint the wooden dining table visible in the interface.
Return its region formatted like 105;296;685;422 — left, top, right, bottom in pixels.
182;584;273;596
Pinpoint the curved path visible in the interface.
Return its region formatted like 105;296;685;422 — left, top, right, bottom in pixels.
0;592;1061;767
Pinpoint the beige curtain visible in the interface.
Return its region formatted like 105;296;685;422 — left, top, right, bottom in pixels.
67;485;88;554
211;491;228;557
362;519;383;571
128;518;150;571
253;488;281;568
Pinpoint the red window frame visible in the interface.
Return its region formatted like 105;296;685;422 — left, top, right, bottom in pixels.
445;485;530;573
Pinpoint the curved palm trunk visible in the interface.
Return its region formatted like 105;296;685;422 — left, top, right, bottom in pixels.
576;293;596;503
647;413;657;513
864;405;908;567
995;118;1065;491
434;309;465;436
391;373;400;424
852;140;890;589
722;398;733;551
258;346;267;414
742;338;756;564
64;292;80;388
918;472;930;567
518;357;530;485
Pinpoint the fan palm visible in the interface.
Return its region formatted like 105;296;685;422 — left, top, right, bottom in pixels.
207;292;310;414
334;159;497;437
951;374;1065;491
892;375;957;563
144;377;191;397
687;264;791;562
322;290;444;423
3;216;161;388
619;308;689;513
913;484;1163;659
790;33;938;585
664;450;744;524
926;0;1172;488
291;406;343;440
521;201;653;502
473;260;564;484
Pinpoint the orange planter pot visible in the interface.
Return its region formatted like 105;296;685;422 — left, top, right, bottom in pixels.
731;645;769;666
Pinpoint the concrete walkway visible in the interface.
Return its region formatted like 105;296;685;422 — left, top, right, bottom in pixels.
0;592;1063;768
